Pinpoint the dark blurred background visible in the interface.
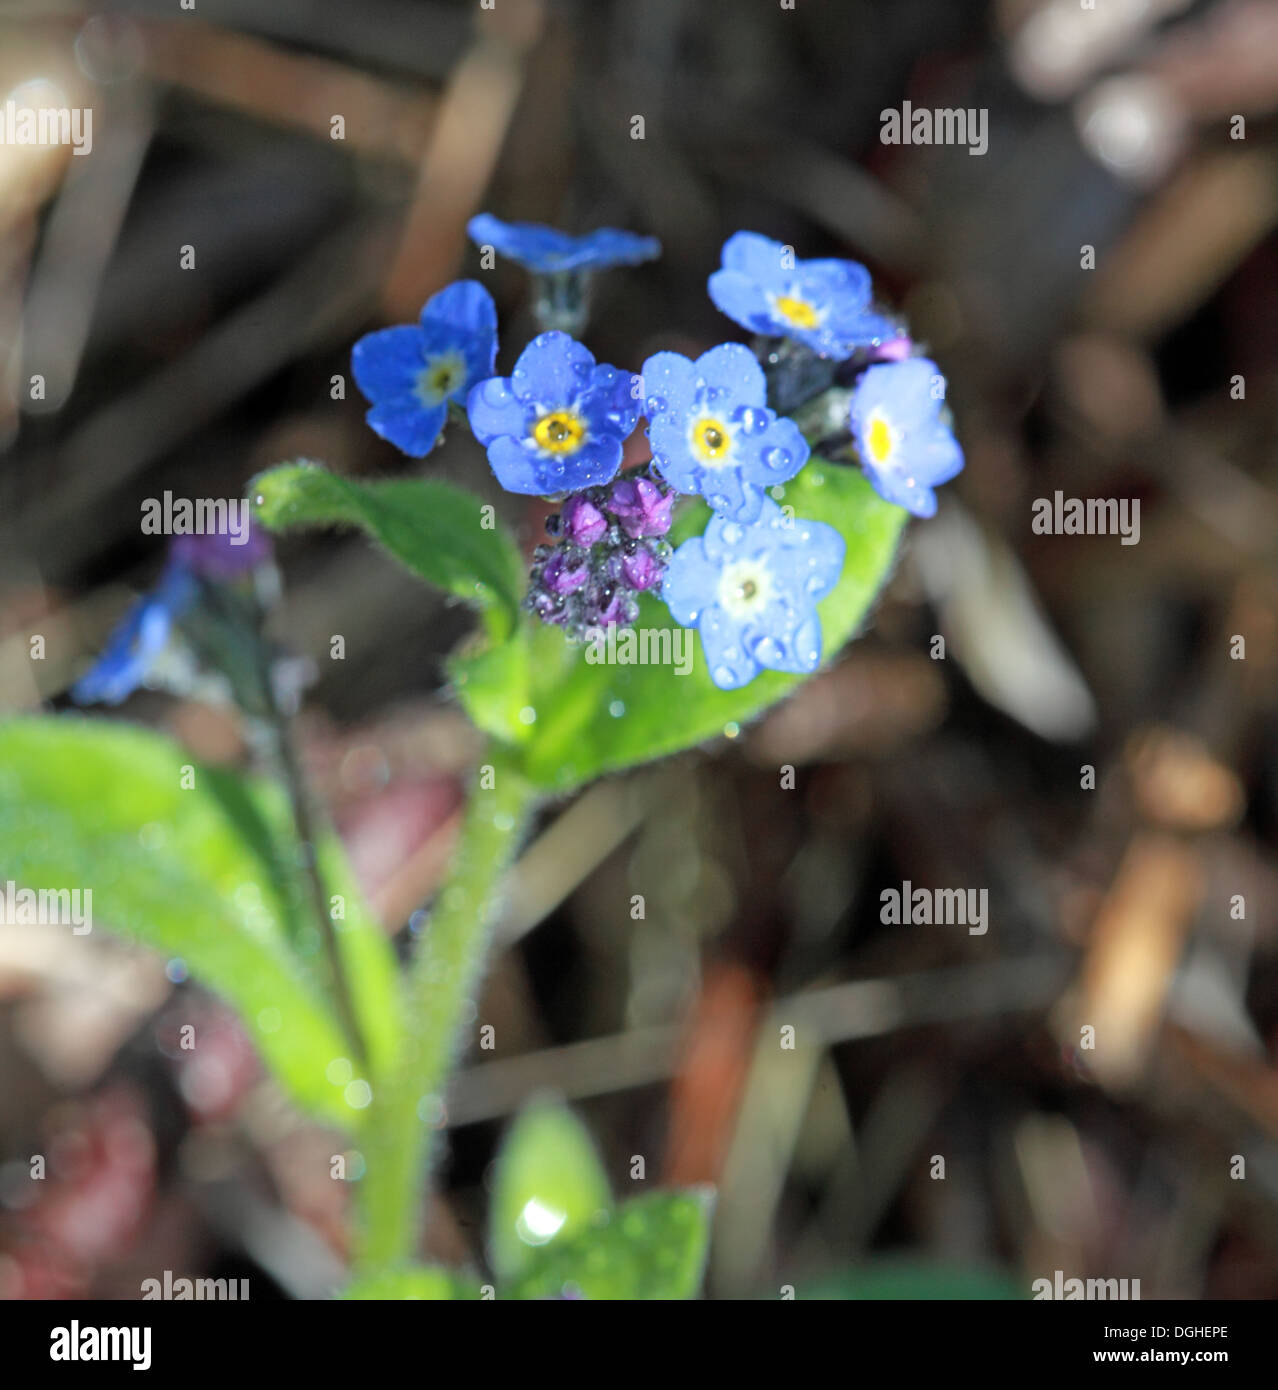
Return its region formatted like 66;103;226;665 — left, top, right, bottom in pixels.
2;0;1278;1299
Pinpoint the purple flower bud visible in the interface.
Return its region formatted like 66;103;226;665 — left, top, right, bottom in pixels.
560;494;608;547
541;549;590;596
171;522;273;581
868;336;913;363
606;476;673;539
621;547;661;591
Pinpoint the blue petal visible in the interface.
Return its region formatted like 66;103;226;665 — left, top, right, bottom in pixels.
640;350;700;420
696;342;766;404
366;398;447;458
700;471;764;523
581;364;641;438
467;214;658;273
920;425;965;485
662;536;721;626
421;279;497;336
576;228;661;269
468;213;576;273
513;331;597;409
351;325;427;404
720;231;792;291
485;435;546;494
467;376;529;445
861;463;938;517
707;268;775;336
70;568;196;706
698;607;761;689
728;413;810;492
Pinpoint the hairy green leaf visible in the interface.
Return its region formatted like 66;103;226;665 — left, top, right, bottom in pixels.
0;717;400;1130
249;461;525;639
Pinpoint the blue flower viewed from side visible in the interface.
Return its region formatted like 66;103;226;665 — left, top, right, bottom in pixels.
708;231;892;360
641;344;809;522
71;562;198;706
467;331;640;495
848;357;964;517
467;214;660;275
663;498;845;690
352;280;498;458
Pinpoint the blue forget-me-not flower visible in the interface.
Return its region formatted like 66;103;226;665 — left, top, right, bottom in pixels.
467;214;660;275
663;497;845;690
641;343;809;522
708;231;892;360
848;357;964;517
467;331;640;495
352;280;498;458
71;561;199;706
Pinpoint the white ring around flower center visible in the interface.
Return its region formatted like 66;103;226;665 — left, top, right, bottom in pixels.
416;349;467;407
717;557;773;620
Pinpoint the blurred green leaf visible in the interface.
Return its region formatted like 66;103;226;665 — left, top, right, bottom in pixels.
516;462;906;790
249;461;526;640
507;1189;713;1300
341;1266;483;1300
489;1096;614;1282
448;627;535;746
0;717;399;1130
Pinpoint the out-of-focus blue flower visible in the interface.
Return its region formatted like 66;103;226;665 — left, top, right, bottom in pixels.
663;498;845;690
352;280;498;458
642;343;809;522
848;357;964;517
467;331;640;495
467;214;660;275
708;231;892;360
70;562;199;706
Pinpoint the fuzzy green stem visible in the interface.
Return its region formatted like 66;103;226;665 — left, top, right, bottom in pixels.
354;744;538;1271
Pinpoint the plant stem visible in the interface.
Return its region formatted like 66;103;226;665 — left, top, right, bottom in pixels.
354;743;538;1270
273;706;368;1071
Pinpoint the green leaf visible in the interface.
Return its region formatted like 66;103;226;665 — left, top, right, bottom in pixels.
249;461;526;640
341;1266;483;1300
448;628;534;746
507;1189;713;1300
489;1096;613;1282
517;462;907;790
0;717;400;1130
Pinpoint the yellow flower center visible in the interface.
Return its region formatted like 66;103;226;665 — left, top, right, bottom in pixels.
533;409;586;455
774;294;820;330
865;411;895;466
691;416;732;464
416;351;466;406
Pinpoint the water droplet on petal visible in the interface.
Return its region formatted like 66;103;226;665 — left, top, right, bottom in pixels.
762;447;792;471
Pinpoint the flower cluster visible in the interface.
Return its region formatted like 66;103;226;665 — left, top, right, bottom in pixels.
349;215;965;690
526;471;674;637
